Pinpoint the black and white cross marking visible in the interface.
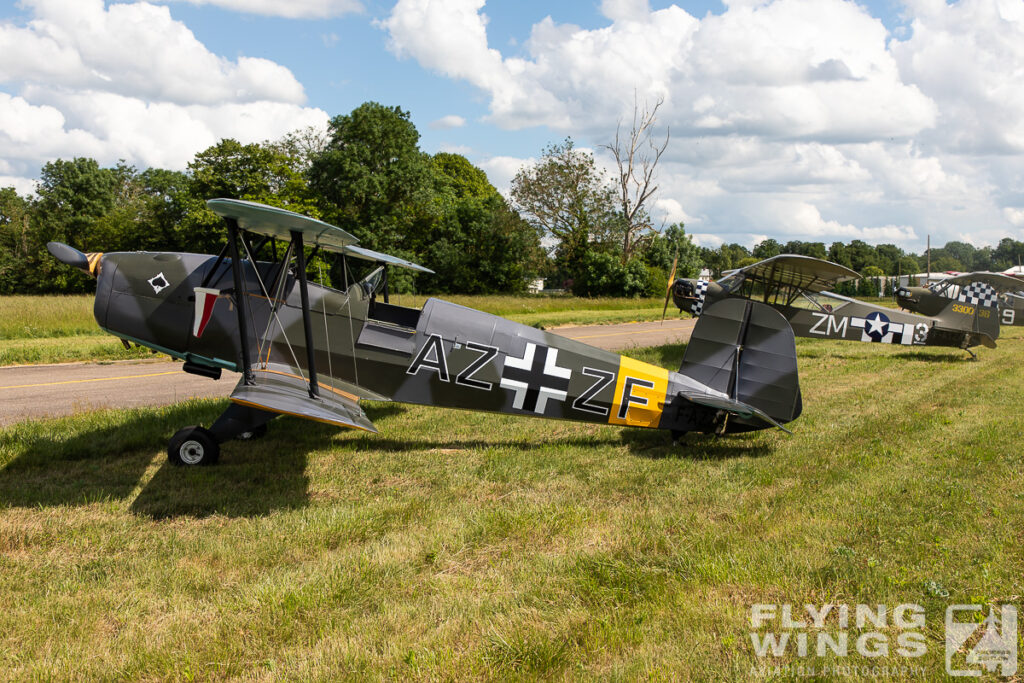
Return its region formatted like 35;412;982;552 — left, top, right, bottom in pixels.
499;342;571;414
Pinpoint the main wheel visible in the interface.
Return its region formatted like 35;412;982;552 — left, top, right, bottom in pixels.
168;426;220;466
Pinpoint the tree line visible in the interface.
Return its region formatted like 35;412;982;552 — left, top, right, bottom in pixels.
3;100;1023;298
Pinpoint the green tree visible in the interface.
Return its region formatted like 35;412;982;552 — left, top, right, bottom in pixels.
874;244;903;274
179;138;316;254
846;240;878;272
828;241;852;268
642;223;701;279
993;238;1024;270
431;153;496;200
0;187;36;294
416;153;543;294
943;241;976;271
859;265;885;297
753;238;782;260
511;138;618;290
308;102;434;255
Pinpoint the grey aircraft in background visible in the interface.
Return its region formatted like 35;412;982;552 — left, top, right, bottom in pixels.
895;271;1024;328
48;199;803;466
671;254;1003;358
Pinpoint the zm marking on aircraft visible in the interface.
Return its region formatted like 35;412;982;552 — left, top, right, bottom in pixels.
670;254;1004;359
47;199;803;466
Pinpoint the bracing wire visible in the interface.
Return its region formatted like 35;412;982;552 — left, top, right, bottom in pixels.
342;255;359;387
239;235;304;379
318;261;334;386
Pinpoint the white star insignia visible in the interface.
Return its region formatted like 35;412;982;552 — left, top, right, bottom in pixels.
866;314;887;336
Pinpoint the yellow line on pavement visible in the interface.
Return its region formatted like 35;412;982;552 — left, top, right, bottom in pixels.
567;325;693;340
0;370;179;391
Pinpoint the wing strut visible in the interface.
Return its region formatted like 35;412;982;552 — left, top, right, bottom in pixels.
225;217;255;385
291;230;320;399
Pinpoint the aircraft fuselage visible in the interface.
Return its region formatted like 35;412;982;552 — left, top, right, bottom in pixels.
93;250;767;436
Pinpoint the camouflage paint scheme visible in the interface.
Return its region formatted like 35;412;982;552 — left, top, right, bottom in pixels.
671;255;1001;352
90;249;797;438
895;272;1024;328
45;199;806;460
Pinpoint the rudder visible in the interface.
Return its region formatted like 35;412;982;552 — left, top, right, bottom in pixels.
678;298;802;427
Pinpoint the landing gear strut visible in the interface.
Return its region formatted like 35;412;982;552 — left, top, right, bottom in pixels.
167;403;277;466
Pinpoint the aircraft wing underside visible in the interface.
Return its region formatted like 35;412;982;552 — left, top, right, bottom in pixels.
725;254;860;293
229;364;378;433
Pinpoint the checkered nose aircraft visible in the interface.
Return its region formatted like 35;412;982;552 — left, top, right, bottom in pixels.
670;254;1003;359
895;271;1024;329
47;199;803;467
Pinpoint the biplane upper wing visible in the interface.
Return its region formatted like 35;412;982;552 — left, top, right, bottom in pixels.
207;198;433;273
931;271;1024;294
229;364;377;433
724;254;860;293
341;245;434;273
207;198;358;250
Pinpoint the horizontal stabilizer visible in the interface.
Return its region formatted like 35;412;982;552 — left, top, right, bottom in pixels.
684;393;792;434
230;369;377;433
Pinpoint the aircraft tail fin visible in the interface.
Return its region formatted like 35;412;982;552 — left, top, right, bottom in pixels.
935;296;1001;346
677;298;802;429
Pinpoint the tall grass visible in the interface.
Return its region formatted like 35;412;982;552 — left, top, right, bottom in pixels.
0;295;102;339
0;329;1020;678
0;294;669;365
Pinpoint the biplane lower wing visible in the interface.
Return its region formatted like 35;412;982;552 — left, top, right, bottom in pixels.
230;367;377;433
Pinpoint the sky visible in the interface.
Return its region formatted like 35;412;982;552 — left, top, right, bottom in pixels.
1;0;1023;252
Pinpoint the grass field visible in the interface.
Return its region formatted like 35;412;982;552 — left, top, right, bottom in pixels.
0;326;1021;679
0;294;667;366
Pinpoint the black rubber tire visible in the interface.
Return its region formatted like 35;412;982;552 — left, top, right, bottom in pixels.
168;426;220;466
235;424;268;441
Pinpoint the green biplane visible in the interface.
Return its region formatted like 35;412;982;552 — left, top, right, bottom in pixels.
48;199;804;465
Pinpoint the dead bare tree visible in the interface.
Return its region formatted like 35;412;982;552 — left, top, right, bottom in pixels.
601;95;670;263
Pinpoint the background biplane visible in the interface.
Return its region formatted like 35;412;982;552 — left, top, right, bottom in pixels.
48;199;803;465
670;254;1001;357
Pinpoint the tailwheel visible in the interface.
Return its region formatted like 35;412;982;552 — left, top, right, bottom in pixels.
168;426;220;466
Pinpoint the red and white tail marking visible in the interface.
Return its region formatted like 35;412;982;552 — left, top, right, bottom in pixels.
193;287;221;338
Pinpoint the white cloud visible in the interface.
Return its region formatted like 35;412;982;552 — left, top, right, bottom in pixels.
429;115;466;130
891;0;1024;154
0;0;305;105
382;0;1024;250
0;175;38;196
478;155;533;196
1005;207;1024;228
600;0;652;23
438;143;473;155
160;0;363;19
383;0;934;140
653;197;695;225
691;233;724;248
0;0;327;189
